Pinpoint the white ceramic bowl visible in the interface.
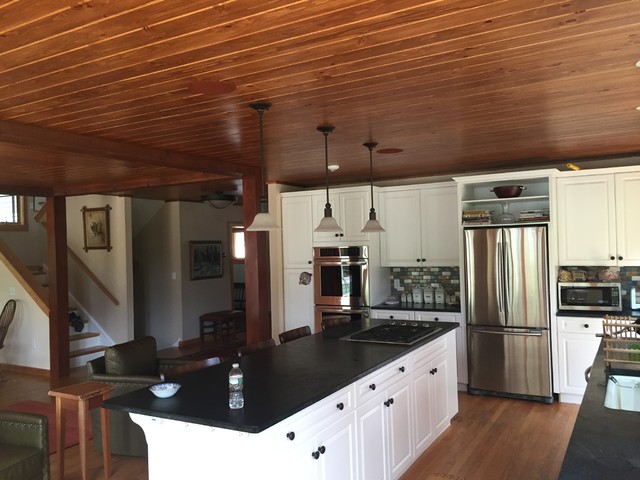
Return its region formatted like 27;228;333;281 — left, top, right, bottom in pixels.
149;382;181;398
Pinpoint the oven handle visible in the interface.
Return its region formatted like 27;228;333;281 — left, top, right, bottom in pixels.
315;307;369;314
314;260;368;266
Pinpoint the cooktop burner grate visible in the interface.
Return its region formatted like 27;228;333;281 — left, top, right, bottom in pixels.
344;324;442;345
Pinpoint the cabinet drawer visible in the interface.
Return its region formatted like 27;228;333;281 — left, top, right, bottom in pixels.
414;311;458;323
413;336;448;369
558;317;602;334
370;309;414;321
356;357;412;405
266;384;355;447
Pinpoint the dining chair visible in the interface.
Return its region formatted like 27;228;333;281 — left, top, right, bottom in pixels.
321;315;351;331
278;326;311;344
0;299;17;382
236;338;276;356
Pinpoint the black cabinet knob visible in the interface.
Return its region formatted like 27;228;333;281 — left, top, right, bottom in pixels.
610;256;615;260
434;317;439;322
619;255;623;260
312;450;320;460
422;258;426;262
416;258;420;262
308;261;312;264
336;402;344;410
335;233;339;237
584;324;589;329
398;366;405;373
430;368;438;375
286;431;295;441
389;315;394;319
319;446;326;454
369;383;376;390
384;399;391;407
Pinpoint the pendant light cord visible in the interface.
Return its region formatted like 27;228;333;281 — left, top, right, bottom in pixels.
364;141;378;214
317;125;335;208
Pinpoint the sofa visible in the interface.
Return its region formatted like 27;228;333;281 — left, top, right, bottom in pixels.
86;336;194;457
0;410;49;480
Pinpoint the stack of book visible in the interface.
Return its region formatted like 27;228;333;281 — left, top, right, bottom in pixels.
462;210;492;225
518;209;550;222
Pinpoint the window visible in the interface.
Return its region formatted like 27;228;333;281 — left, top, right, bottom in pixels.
231;224;245;261
0;195;27;231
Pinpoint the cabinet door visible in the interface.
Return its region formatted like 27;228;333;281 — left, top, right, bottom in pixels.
282;196;314;268
615;172;640;265
412;362;436;455
317;414;357;480
312;193;345;244
429;353;451;437
339;190;370;243
283;269;314;332
557;175;617;265
356;394;388;480
386;376;413;480
420;186;459;266
379;190;422;266
558;333;601;398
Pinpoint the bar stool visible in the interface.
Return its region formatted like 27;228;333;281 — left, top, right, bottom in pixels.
48;381;114;480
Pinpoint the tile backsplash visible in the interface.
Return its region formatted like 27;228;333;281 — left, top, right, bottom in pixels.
389;266;460;299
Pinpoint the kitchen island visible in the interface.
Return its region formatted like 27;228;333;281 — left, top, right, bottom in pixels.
559;340;640;479
104;321;459;480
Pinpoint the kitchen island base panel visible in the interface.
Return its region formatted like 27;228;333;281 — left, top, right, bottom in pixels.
129;330;458;480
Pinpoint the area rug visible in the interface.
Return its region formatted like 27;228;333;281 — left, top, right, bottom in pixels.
3;400;86;454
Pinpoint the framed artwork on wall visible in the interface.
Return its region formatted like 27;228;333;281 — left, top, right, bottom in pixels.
190;241;223;280
81;205;112;252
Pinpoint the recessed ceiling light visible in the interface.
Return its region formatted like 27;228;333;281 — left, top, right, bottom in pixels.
328;164;340;172
376;148;404;154
636;60;640;67
187;78;236;95
636;106;640;111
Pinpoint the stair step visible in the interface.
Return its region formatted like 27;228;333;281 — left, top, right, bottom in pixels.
70;332;100;342
70;345;108;358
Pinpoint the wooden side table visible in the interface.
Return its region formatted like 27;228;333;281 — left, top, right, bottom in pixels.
48;381;114;480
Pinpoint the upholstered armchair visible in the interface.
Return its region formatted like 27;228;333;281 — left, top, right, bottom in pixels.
0;410;49;480
86;336;194;457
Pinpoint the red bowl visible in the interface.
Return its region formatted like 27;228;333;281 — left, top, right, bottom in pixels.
490;185;526;198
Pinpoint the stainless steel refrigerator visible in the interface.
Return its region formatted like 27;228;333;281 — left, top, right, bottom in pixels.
464;225;553;402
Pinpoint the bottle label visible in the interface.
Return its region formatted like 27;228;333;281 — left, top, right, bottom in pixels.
229;377;243;386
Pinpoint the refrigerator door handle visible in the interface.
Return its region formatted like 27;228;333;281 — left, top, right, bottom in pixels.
496;240;505;314
472;327;543;337
503;239;512;318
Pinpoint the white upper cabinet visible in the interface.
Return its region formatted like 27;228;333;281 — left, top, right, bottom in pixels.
379;183;458;267
282;194;314;268
312;187;371;245
557;171;640;266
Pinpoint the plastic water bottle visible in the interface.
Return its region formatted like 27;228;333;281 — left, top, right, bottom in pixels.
229;363;244;409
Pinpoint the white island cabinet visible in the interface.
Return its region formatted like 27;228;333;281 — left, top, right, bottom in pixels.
130;330;458;480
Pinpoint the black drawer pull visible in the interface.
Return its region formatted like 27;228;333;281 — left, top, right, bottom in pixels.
584;324;590;329
398;366;405;373
312;450;320;460
286;431;295;441
336;402;344;410
319;445;326;454
369;383;376;390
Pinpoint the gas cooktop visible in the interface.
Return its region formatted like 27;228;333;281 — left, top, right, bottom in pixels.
343;323;442;346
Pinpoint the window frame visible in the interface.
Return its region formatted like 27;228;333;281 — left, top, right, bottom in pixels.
229;223;245;263
0;195;28;231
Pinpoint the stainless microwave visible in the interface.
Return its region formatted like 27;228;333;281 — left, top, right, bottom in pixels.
558;282;622;311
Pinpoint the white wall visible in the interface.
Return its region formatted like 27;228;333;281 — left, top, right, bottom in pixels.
133;199;243;349
0;262;50;369
66;195;134;344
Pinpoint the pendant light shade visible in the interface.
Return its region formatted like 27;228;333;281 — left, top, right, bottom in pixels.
314;125;343;233
247;101;281;231
361;141;385;233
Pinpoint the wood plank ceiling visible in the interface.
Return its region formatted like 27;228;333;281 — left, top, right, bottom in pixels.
1;0;640;201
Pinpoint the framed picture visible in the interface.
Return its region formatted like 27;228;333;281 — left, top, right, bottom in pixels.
82;205;112;252
190;241;223;280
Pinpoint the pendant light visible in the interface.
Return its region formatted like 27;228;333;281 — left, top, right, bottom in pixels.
361;141;385;232
247;101;280;231
314;125;343;233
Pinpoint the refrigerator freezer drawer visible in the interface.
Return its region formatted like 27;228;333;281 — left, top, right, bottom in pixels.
468;327;552;400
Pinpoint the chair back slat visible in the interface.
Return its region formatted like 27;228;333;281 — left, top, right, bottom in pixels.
0;300;17;348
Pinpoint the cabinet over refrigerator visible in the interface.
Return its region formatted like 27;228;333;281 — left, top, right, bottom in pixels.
464;225;553;403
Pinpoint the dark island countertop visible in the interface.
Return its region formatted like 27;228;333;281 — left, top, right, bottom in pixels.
559;340;640;479
372;303;461;313
103;321;458;434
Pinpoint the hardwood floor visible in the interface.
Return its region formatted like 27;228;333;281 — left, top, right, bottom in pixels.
401;393;579;480
0;368;578;480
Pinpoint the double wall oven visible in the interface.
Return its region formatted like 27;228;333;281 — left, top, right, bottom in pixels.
313;246;369;331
